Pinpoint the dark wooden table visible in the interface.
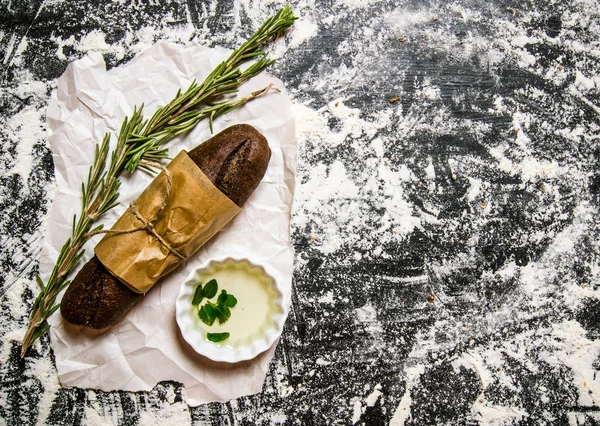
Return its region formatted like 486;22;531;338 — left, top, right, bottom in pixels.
2;0;600;424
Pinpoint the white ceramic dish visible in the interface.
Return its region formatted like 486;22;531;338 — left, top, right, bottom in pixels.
175;257;286;363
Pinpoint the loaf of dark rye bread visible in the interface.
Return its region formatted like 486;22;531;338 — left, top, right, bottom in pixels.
60;124;271;329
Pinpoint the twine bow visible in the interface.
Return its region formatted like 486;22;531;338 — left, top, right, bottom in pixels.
89;159;186;260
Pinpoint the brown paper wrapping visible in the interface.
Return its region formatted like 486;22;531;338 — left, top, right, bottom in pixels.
95;151;241;294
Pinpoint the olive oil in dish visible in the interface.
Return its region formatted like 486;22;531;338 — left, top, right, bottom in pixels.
191;261;281;348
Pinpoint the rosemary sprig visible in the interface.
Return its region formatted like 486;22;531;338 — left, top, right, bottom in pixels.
124;5;297;172
21;6;297;357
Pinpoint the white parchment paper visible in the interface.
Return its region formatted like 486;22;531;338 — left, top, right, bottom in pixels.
42;42;296;405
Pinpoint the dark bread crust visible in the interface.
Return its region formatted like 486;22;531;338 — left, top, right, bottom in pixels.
60;124;271;329
59;255;143;329
188;124;271;206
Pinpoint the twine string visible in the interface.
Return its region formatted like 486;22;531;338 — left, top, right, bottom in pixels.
88;159;185;260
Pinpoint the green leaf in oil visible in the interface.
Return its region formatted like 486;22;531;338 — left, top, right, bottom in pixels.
217;289;237;307
198;304;216;326
217;289;228;305
203;279;218;299
207;332;230;343
224;294;237;307
191;283;204;305
213;304;231;324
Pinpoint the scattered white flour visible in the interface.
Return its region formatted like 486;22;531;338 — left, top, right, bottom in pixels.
354;303;384;339
82;407;115;426
2;0;600;423
350;383;384;422
574;70;599;92
465;177;482;202
273;17;319;53
268;412;288;424
75;29;111;53
351;398;362;423
544;321;600;406
389;364;426;425
470;400;528;425
127;23;197;56
51;35;75;61
519;202;594;299
136;404;190;426
318;290;334;304
292;99;425;255
11;37;28;67
2;32;17;65
6;107;46;180
365;384;383;407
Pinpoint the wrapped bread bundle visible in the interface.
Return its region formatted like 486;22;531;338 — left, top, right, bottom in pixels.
60;124;271;330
